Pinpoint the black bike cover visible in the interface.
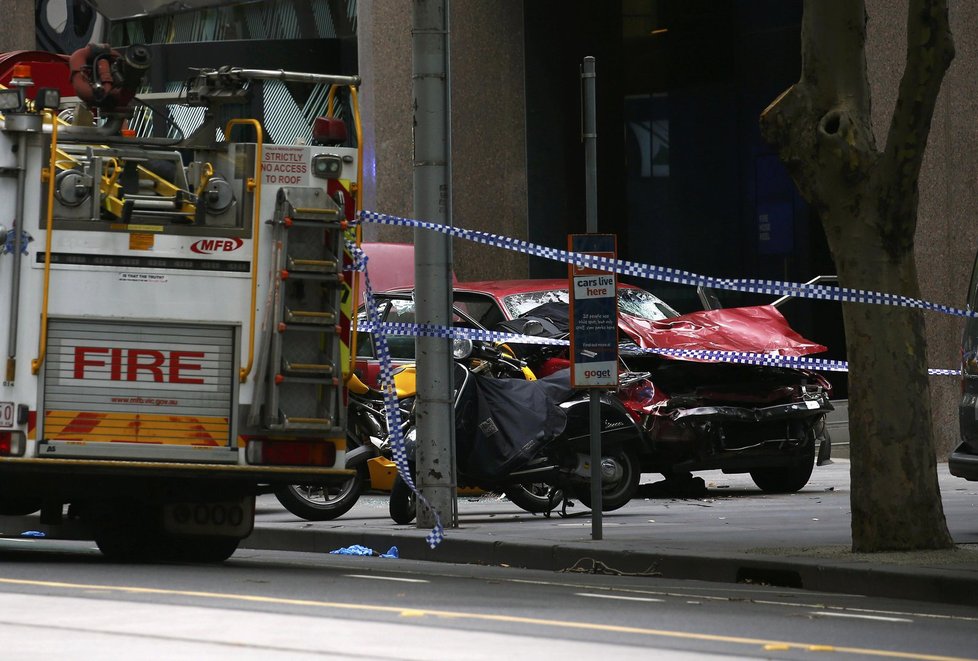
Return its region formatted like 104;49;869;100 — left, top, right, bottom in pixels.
456;370;574;481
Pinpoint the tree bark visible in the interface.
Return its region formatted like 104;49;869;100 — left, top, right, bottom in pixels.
761;0;954;551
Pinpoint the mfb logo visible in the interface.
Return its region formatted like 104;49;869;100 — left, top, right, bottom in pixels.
191;238;244;254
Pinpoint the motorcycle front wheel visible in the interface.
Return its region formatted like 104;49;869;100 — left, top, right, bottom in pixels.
389;474;417;524
274;464;367;521
504;483;563;513
574;448;641;511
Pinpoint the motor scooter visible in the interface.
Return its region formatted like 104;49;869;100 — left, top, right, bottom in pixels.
388;339;648;524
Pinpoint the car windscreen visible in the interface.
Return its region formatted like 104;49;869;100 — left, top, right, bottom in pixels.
616;288;680;320
501;290;570;318
501;287;680;321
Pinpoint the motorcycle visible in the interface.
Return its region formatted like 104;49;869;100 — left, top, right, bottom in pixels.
272;366;417;521
274;338;536;521
388;338;648;524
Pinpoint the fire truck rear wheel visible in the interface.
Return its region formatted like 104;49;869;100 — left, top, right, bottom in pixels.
0;498;42;516
161;535;239;563
94;526;159;562
90;501;162;562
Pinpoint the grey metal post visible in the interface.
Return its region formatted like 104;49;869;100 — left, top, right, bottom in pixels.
412;0;457;528
582;56;603;540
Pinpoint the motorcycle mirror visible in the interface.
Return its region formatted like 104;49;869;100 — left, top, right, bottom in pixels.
452;338;474;359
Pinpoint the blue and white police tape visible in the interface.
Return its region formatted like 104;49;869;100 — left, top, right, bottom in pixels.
347;240;445;549
357;320;569;346
358;318;961;376
357;210;977;320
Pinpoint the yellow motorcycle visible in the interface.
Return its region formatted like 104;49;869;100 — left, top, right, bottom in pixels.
275;345;534;520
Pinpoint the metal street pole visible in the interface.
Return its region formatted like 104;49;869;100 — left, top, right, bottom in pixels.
582;55;603;540
412;0;457;528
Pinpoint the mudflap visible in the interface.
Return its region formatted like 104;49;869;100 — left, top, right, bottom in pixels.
815;415;833;466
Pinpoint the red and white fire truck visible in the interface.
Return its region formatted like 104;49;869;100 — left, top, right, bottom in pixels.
0;47;361;561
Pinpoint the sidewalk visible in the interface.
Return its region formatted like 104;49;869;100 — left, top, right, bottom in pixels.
244;460;978;608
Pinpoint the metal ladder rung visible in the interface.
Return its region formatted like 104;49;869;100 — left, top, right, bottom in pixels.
273;416;334;430
285;308;336;325
287;256;338;273
282;360;334;376
288;207;341;222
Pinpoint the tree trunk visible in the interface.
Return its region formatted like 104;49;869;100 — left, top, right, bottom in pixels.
837;229;953;551
761;0;954;551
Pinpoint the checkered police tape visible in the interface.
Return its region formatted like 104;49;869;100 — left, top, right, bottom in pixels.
348;241;444;549
357;320;569;346
357;210;978;320
357;318;961;376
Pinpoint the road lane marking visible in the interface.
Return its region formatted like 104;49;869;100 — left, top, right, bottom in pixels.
344;574;429;583
809;612;914;624
575;592;664;603
753;600;977;623
0;577;970;661
503;578;978;624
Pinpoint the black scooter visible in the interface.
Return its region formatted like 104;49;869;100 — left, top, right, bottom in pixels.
388;339;644;524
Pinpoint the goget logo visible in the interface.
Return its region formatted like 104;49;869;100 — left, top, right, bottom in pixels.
190;238;244;254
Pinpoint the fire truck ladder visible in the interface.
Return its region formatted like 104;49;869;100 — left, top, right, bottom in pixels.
260;186;346;432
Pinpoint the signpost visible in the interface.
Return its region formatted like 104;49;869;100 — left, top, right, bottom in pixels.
568;236;618;389
574;55;615;540
568;234;618;541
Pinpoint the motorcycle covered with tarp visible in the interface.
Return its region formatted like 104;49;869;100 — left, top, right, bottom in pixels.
388;339;645;523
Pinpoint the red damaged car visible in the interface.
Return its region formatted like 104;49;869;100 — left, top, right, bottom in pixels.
455;279;834;494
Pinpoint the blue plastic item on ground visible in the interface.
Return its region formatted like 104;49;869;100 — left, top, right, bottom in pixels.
330;544;375;556
329;544;399;558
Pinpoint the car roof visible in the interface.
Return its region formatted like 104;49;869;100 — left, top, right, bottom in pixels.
360;242;458;293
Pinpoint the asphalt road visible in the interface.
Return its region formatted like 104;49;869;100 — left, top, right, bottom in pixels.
0;541;976;660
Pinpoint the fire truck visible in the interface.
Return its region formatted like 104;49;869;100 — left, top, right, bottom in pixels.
0;46;361;561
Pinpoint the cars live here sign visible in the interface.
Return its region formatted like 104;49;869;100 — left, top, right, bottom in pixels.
568;234;619;388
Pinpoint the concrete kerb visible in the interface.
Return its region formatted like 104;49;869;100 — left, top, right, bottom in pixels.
240;526;978;608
